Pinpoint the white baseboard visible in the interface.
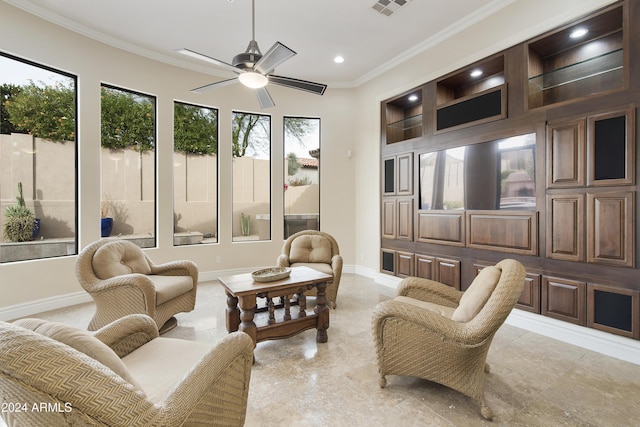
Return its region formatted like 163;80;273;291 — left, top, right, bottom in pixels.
2;267;639;366
0;292;92;322
506;309;640;366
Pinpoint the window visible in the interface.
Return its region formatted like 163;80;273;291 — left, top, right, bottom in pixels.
283;117;320;238
0;53;77;262
232;111;270;242
100;85;156;247
173;101;218;246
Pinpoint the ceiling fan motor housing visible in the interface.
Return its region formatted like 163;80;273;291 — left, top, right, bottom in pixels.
233;51;262;70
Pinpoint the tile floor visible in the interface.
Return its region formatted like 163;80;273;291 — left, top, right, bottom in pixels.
5;273;640;426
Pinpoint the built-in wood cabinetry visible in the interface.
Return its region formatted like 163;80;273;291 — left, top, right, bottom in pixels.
380;0;640;340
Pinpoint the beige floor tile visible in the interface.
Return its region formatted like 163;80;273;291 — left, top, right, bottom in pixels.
4;273;640;426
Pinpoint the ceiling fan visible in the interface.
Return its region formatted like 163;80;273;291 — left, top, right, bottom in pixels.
177;0;327;108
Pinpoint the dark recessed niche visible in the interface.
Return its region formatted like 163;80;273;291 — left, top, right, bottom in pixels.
594;115;626;180
384;158;395;194
382;251;395;273
436;88;503;131
593;290;632;332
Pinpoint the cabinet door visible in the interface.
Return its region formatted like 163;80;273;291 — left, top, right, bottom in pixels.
397;198;413;241
396;152;413;195
587;107;635;187
415;254;435;280
547;118;585;188
587;191;634;267
435;257;460;290
546;194;585;262
396;251;414;278
542;276;586;326
381;199;396;240
517;274;541;313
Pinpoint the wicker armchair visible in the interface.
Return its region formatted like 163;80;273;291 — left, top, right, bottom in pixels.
372;259;526;420
276;230;343;309
76;238;199;332
0;314;253;427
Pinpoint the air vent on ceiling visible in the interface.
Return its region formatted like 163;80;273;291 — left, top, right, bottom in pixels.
372;0;411;16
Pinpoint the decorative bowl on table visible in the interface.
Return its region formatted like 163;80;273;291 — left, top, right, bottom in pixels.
251;267;291;282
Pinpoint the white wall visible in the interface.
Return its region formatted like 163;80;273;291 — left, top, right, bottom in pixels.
0;2;356;309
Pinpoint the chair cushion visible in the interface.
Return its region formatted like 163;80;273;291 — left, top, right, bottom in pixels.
12;318;143;390
289;262;334;278
451;266;501;322
395;296;456;318
289;235;332;264
92;240;152;279
122;337;212;403
149;275;194;305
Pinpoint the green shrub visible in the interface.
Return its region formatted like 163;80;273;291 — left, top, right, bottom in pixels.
3;205;35;242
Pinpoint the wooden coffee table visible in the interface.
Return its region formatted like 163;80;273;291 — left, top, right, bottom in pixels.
218;266;332;348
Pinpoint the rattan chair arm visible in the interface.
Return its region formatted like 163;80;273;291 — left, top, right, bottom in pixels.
276;254;290;267
397;277;463;308
331;254;343;274
373;299;490;347
93;314;159;358
90;274;156;300
160;332;254;424
149;259;199;282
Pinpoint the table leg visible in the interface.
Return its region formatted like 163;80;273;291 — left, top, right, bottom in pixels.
225;293;240;333
238;294;258;348
297;289;307;317
314;281;329;343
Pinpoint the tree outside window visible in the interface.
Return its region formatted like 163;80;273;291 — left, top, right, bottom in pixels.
0;53;77;262
100;85;156;247
173;101;218;246
232;111;270;242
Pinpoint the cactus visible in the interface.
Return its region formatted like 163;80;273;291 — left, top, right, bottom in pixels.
240;213;251;236
3;182;35;242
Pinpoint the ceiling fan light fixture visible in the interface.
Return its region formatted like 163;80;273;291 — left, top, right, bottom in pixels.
239;71;268;89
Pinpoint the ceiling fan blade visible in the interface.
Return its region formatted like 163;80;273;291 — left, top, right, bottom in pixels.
256;86;275;108
177;48;239;74
254;42;296;74
191;78;237;94
268;75;327;95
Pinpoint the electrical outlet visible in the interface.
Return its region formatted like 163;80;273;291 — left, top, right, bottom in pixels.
216;256;221;263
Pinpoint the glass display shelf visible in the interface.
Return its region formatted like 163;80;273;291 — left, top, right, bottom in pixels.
386;114;423;131
529;49;623;91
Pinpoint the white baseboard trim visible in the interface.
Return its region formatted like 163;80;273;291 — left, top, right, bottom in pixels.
2;267;639;366
0;292;92;322
506;309;640;366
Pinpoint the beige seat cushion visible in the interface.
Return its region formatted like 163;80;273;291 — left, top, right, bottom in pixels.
395;295;456;318
149;275;194;305
12;318;143;390
122;337;212;403
92;240;151;279
289;262;334;278
289;235;332;264
451;266;501;322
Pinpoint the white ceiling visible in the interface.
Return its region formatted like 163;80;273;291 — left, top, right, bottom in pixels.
5;0;514;88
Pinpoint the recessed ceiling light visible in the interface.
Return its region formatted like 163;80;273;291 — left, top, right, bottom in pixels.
570;27;588;39
334;56;345;64
408;94;418;102
470;69;483;78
